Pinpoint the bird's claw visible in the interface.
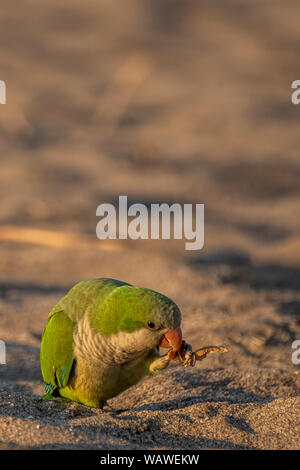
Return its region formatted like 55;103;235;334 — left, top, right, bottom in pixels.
183;350;196;367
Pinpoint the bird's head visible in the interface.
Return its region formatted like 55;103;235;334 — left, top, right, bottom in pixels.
89;284;183;353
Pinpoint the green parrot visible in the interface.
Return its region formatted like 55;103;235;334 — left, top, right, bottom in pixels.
40;278;183;408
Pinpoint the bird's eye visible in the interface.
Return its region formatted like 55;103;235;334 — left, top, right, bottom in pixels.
147;322;156;329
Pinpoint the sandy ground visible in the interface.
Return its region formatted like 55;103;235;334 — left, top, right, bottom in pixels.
0;0;300;450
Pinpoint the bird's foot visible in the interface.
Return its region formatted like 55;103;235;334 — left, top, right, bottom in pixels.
149;354;170;375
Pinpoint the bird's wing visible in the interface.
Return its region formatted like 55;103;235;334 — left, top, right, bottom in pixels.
40;309;75;397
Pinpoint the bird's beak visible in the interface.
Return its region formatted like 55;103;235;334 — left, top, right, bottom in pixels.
158;326;182;351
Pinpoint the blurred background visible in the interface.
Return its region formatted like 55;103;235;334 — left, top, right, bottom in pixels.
1;0;300;258
0;0;300;448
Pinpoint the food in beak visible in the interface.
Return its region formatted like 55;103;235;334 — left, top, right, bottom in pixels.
158;326;182;351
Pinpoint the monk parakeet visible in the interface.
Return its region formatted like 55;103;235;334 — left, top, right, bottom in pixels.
40;278;183;408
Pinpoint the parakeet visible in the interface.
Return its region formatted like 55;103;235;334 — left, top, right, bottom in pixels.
40;278;182;408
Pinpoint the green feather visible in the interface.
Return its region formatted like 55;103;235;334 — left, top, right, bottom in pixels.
54;277;179;336
40;310;75;396
56;278;130;323
88;284;178;335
